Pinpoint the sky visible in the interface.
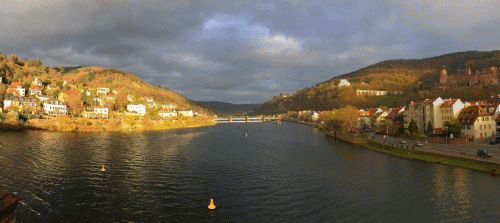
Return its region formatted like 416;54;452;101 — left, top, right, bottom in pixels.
1;0;500;104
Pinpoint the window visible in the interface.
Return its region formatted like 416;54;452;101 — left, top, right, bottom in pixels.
480;125;482;130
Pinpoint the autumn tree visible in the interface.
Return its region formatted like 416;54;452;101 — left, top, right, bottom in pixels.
64;90;84;115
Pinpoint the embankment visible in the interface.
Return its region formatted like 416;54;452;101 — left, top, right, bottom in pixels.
325;132;500;176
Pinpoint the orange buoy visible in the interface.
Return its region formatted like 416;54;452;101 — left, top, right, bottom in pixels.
208;198;216;210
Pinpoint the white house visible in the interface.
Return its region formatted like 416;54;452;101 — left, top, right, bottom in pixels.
159;110;177;118
83;106;109;119
16;86;26;97
32;78;42;86
338;79;350;87
127;104;146;116
43;100;67;115
356;89;388;96
161;103;177;110
311;111;320;122
97;87;110;95
30;86;43;96
146;97;155;107
177;109;194;117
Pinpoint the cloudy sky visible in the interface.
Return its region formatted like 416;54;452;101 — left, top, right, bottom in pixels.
1;0;500;103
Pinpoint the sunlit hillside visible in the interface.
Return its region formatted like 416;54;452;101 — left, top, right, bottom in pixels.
0;53;209;113
256;50;500;114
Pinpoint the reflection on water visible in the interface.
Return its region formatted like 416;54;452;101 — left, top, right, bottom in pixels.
1;124;500;222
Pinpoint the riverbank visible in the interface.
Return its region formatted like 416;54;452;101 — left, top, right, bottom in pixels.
324;131;500;176
22;116;216;132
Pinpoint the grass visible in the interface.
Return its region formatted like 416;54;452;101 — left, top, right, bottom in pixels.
359;142;500;175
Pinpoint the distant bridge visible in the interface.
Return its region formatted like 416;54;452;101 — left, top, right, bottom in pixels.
215;116;279;123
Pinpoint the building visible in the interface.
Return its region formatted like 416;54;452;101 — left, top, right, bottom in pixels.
30;86;43;96
372;111;389;129
3;97;39;112
127;104;146;116
439;66;500;86
403;97;444;134
6;82;26;97
438;99;465;133
32;78;43;86
338;79;350;87
386;106;405;132
458;106;496;141
43;100;68;115
83;107;109;119
356;89;388;96
160;103;177;110
159;110;177;118
97;87;110;95
177;109;194;117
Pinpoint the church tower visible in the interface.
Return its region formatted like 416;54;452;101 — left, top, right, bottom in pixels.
439;66;448;85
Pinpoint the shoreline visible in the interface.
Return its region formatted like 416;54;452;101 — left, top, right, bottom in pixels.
2;117;217;132
324;131;500;176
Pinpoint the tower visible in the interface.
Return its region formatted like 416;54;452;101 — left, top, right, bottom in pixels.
439;66;448;85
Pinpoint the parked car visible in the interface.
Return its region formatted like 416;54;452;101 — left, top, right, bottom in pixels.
490;138;500;144
400;140;407;144
477;149;492;158
414;142;423;147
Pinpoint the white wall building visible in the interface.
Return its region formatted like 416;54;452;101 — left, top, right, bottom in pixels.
43;100;67;115
127;104;146;116
159;110;178;118
338;79;350;87
177;109;194;117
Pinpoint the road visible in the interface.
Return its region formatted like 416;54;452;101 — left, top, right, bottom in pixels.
369;134;500;164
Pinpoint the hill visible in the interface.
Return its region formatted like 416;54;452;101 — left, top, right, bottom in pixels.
0;53;210;114
193;101;258;115
255;50;500;114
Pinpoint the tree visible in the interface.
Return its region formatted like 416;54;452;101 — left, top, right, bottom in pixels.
408;119;418;134
4;111;20;125
425;120;434;136
59;64;65;74
65;92;84;115
444;120;463;137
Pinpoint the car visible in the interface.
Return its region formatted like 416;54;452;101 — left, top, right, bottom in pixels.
477;149;492;158
400;140;407;144
414;142;423;147
490;138;500;144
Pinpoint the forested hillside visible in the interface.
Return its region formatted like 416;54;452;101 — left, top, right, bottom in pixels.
0;53;208;113
255;50;500;114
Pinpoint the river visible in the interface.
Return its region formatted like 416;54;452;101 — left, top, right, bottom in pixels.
1;122;500;222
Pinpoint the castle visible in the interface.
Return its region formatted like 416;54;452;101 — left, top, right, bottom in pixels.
439;66;500;86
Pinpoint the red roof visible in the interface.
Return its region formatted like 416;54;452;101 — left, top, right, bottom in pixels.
9;82;21;87
441;99;459;107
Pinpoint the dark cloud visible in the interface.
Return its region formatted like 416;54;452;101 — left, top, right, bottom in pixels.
1;0;500;104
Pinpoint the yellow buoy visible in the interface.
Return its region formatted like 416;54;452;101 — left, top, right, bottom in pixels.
101;165;106;172
208;198;216;210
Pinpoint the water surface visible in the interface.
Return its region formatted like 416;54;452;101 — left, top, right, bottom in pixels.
1;122;499;222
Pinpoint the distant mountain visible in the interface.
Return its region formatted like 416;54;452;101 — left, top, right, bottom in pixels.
255;50;500;114
193;101;258;115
